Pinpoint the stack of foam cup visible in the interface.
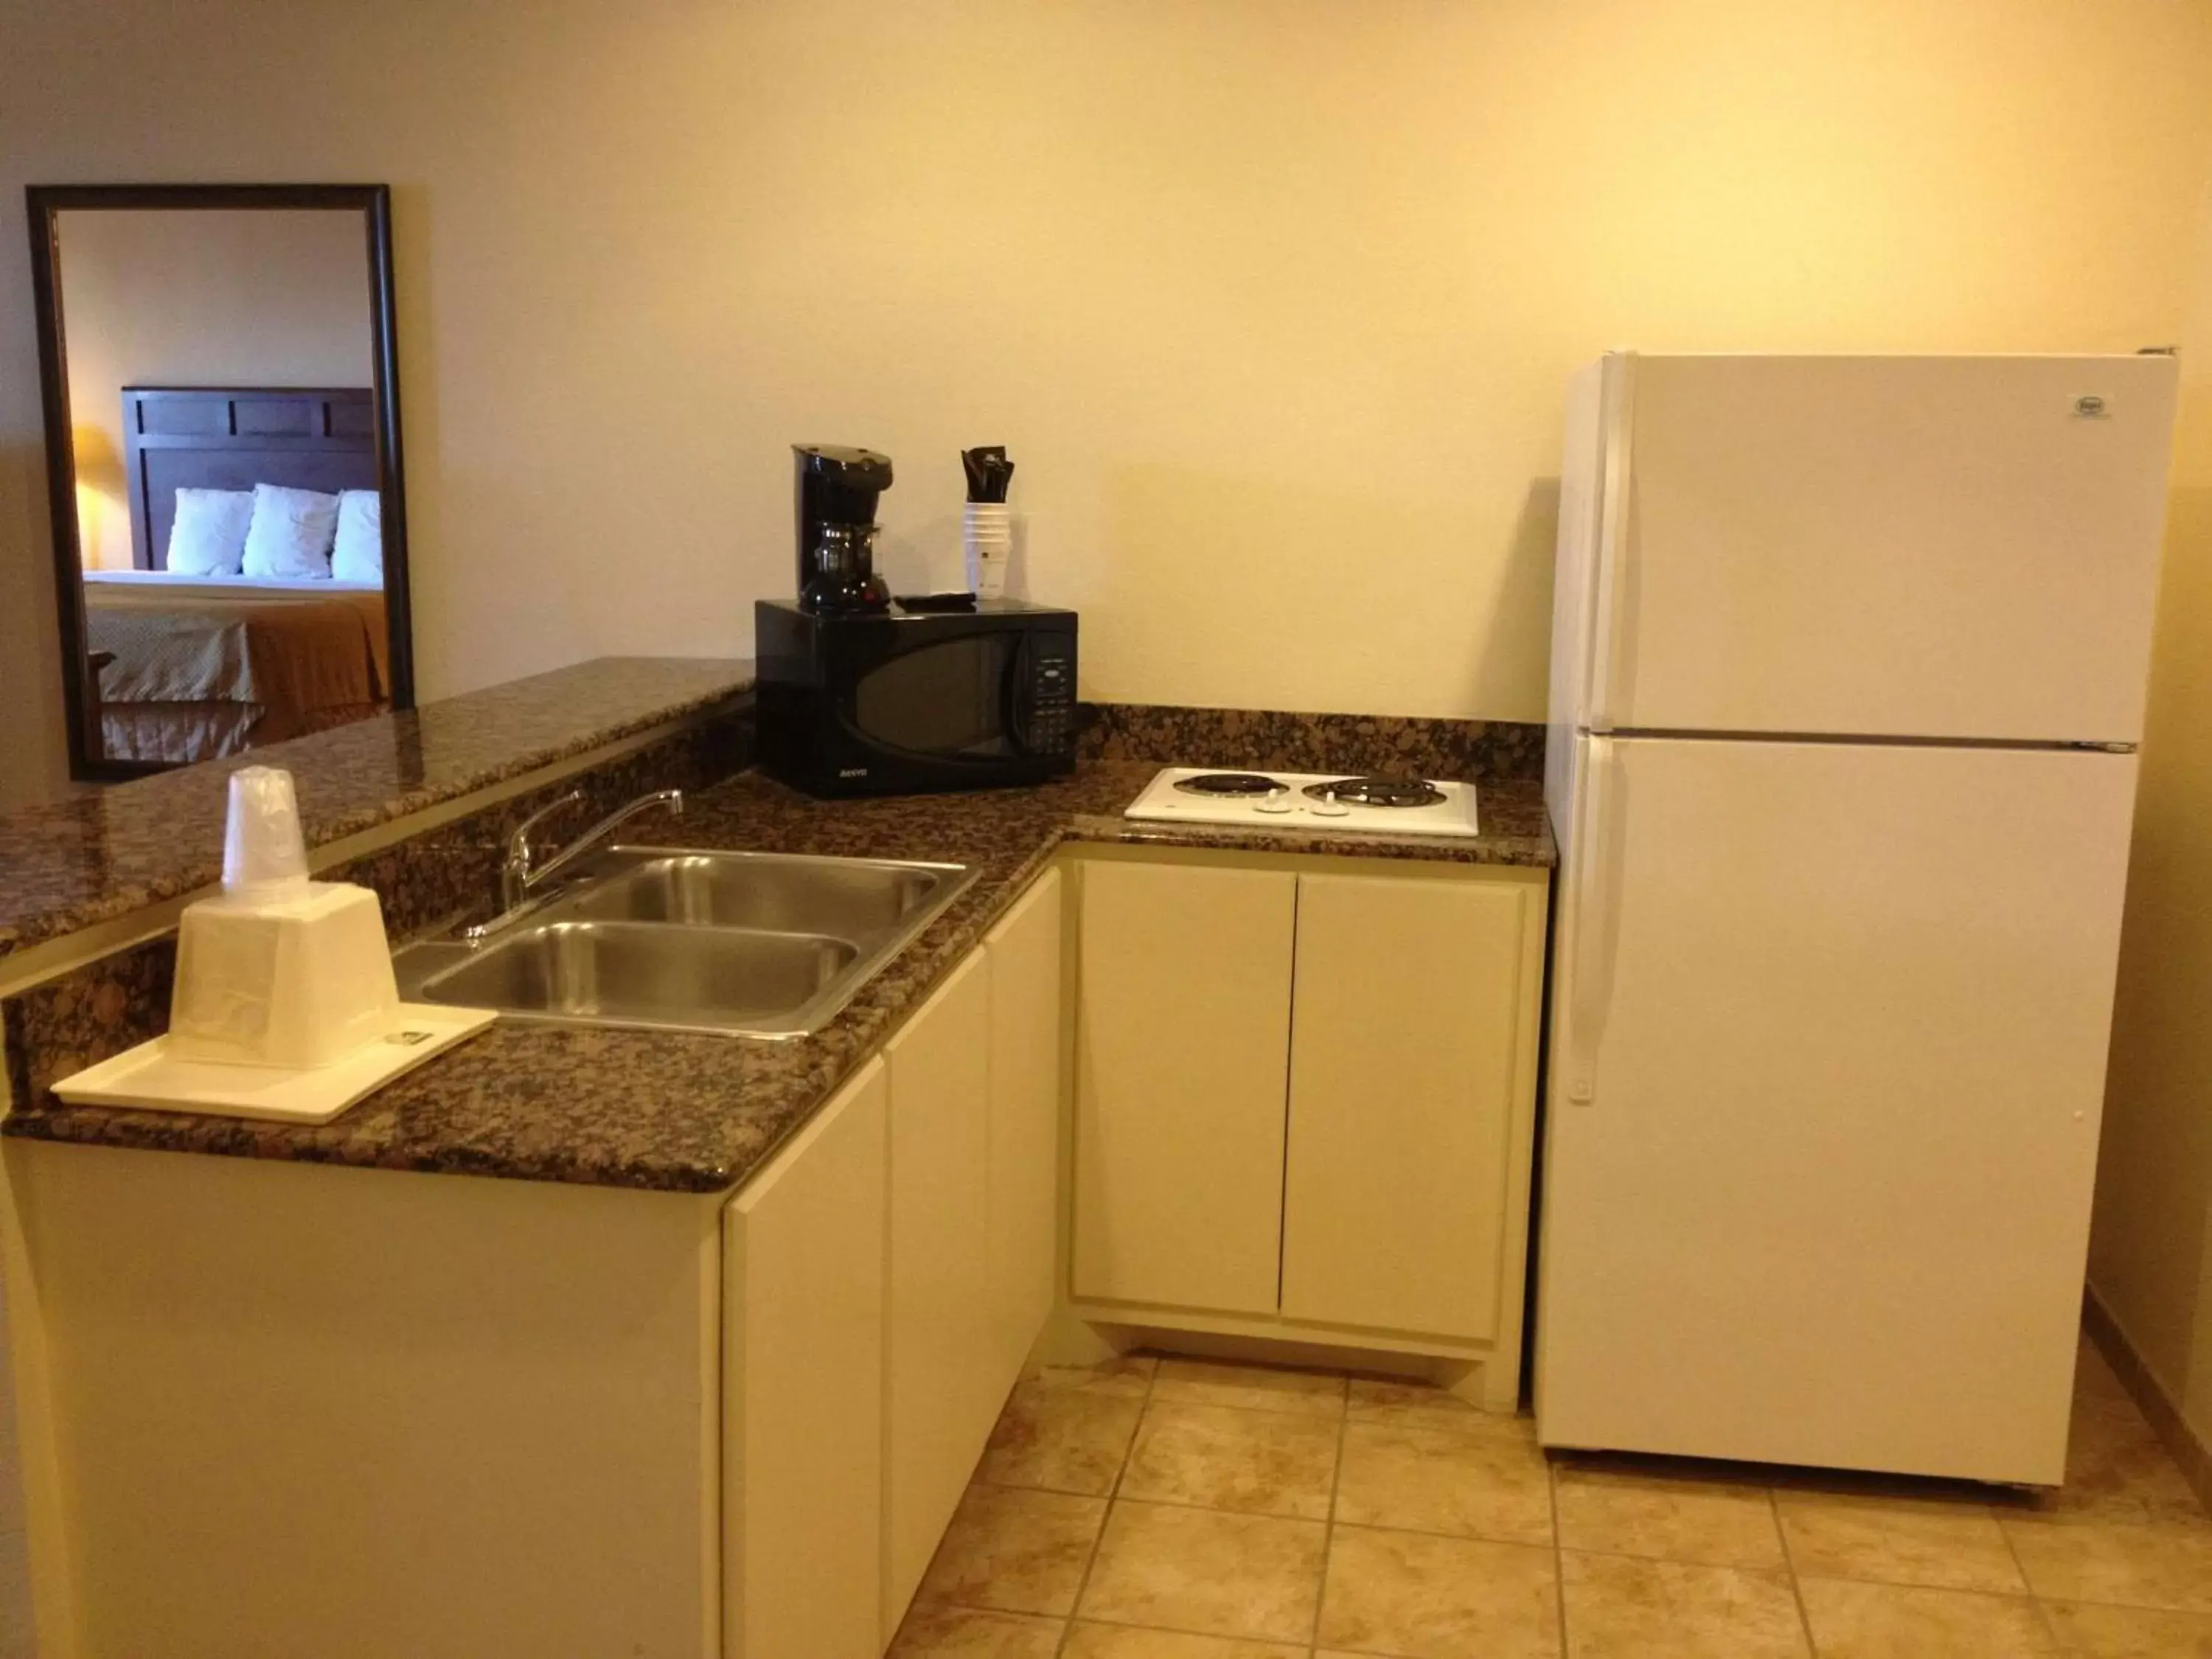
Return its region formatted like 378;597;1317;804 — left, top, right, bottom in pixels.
964;503;1012;598
165;765;400;1069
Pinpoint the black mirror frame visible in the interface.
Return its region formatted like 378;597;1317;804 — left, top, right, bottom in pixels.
24;182;414;782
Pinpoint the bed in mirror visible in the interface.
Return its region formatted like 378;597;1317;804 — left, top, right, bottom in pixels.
27;183;413;781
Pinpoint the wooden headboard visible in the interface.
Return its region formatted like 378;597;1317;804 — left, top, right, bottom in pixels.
122;386;378;571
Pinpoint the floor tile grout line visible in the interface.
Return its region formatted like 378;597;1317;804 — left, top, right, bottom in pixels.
1089;1485;1549;1544
1307;1371;1352;1650
1784;1568;2057;1603
920;1596;1070;1631
1998;1501;2212;1530
1035;1606;1324;1649
1999;1500;2210;1530
2016;1589;2212;1618
1770;1485;1821;1658
1049;1355;1155;1658
1054;1489;1339;1526
974;1471;1137;1503
1553;1538;2057;1587
1547;1451;1571;1659
1787;1575;2044;1601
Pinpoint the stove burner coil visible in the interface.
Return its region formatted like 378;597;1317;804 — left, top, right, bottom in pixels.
1302;776;1447;808
1173;772;1287;797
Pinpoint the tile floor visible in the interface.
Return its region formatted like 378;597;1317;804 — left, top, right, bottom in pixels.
891;1338;2212;1658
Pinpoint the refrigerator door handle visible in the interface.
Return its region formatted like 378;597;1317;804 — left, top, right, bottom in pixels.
1564;735;1624;1104
1585;353;1636;734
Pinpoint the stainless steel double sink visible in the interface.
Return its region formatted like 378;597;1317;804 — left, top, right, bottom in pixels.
392;849;976;1038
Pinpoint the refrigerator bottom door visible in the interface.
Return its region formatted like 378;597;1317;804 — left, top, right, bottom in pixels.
1535;737;2138;1484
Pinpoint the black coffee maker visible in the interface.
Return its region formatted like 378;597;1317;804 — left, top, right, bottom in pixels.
793;444;894;614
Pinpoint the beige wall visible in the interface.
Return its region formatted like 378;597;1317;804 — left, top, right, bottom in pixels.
58;208;374;571
2093;178;2212;1453
2;0;2211;805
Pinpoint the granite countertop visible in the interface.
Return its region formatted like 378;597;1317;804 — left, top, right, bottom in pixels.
0;658;753;961
3;762;1552;1196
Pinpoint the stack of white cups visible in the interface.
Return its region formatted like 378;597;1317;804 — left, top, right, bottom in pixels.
964;502;1012;598
168;766;402;1070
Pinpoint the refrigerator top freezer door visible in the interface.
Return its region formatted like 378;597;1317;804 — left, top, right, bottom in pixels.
1536;734;2138;1482
1565;353;2177;745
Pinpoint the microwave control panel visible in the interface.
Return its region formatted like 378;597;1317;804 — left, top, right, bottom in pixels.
1029;638;1075;754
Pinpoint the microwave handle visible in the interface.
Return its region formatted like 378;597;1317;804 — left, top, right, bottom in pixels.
1002;632;1034;756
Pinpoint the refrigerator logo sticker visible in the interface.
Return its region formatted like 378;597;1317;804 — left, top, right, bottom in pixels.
2072;394;2111;419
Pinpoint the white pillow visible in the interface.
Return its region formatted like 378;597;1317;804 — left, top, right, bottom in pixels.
164;488;254;575
240;484;340;580
330;490;383;583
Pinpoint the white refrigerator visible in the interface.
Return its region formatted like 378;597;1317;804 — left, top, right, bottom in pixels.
1535;352;2179;1485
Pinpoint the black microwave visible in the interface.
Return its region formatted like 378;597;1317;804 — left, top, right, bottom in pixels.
754;598;1078;796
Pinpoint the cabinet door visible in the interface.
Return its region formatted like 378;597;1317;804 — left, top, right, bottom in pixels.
725;1057;888;1659
984;867;1063;1388
883;950;994;1638
1281;872;1536;1340
1073;860;1296;1314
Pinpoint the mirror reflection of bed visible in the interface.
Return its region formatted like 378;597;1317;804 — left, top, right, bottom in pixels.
30;186;414;779
86;386;391;765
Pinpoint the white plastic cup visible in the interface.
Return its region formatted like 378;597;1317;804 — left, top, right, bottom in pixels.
964;503;1012;598
222;766;310;897
176;762;400;1067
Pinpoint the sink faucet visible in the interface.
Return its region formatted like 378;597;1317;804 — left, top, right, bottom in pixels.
500;788;685;911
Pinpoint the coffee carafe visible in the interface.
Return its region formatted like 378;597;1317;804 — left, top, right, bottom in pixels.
793;444;894;614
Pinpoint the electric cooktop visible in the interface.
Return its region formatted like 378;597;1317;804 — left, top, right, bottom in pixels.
1122;767;1481;838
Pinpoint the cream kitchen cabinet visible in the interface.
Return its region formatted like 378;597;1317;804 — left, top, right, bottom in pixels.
8;1141;730;1659
724;1057;888;1659
882;948;996;1637
1071;859;1298;1315
734;866;1064;1657
983;866;1064;1389
877;871;1066;1640
1280;870;1544;1349
1068;849;1548;1408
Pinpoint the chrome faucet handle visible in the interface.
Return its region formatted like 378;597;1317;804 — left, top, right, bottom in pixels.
502;790;584;907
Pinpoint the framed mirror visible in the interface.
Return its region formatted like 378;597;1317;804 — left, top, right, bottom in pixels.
26;183;413;781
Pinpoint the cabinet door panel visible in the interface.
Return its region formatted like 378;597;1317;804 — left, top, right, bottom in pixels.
883;950;994;1638
1282;873;1531;1340
1073;860;1295;1314
985;867;1063;1388
726;1058;888;1659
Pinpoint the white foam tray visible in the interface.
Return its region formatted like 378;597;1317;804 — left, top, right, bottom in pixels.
51;1003;498;1125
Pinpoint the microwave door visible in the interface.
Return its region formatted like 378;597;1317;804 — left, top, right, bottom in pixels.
846;632;1016;761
